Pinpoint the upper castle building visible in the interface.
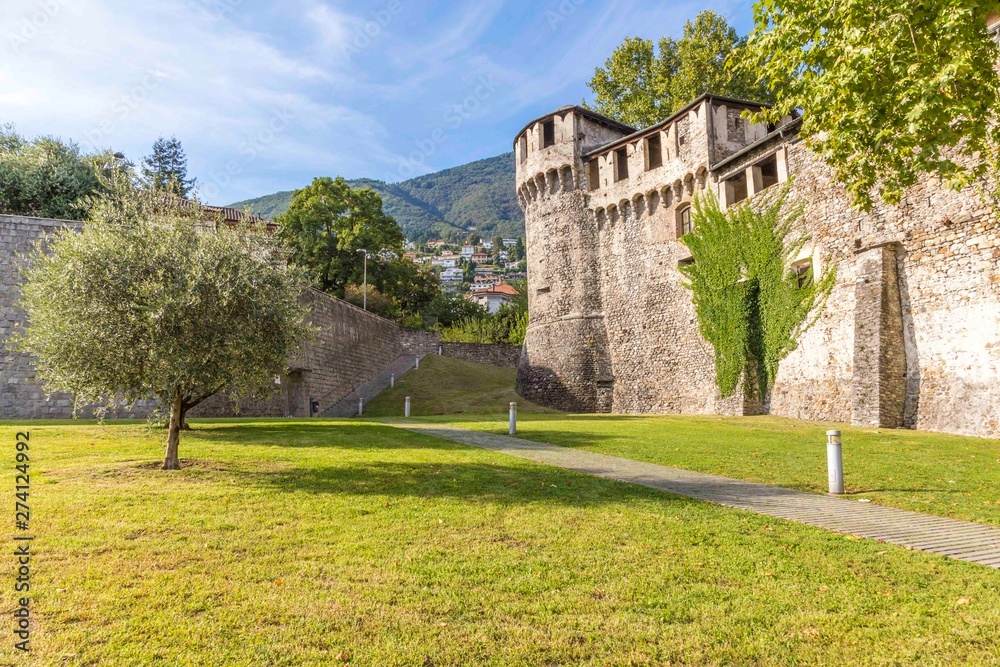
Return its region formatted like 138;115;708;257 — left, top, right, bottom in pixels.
513;94;1000;438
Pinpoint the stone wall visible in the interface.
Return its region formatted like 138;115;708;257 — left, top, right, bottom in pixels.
0;215;157;419
515;97;1000;439
440;342;521;368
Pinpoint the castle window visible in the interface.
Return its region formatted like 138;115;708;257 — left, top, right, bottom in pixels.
519;134;528;163
645;134;662;170
793;259;813;288
757;153;780;191
588;159;600;190
615;147;629;182
677;205;693;237
542;119;555;148
724;171;748;206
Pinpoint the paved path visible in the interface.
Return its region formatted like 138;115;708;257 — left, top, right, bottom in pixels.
387;422;1000;569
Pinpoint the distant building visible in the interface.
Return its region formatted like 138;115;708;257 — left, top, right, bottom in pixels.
471;252;489;263
403;251;417;262
482;240;493;250
431;258;457;268
468;283;519;314
441;267;464;282
501;238;517;247
460;245;475;258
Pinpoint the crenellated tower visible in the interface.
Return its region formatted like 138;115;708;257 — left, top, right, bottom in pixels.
513;107;633;411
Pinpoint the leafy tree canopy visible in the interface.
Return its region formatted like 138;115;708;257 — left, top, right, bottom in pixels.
741;0;1000;209
680;186;834;402
14;174;311;469
0;124;105;220
277;176;405;295
587;11;770;127
141;136;196;197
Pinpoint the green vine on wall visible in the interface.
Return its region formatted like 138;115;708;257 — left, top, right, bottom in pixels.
679;184;836;401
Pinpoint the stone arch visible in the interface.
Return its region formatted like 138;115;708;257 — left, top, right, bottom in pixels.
673;179;684;202
534;174;546;198
517;190;526;209
661;185;673;208
546;169;559;195
559;165;574;192
595;207;607;231
526;180;538;200
647;189;660;215
695;166;708;191
607;203;618;226
683;173;695;196
632;193;646;219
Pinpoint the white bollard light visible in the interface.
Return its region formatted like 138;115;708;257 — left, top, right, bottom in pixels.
827;430;844;494
390;373;395;388
509;402;517;435
358;398;363;416
404;396;411;418
415;355;419;369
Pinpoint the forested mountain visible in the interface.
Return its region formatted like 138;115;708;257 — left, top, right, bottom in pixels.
229;153;523;242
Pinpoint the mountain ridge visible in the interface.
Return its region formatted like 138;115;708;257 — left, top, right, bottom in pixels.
228;152;523;242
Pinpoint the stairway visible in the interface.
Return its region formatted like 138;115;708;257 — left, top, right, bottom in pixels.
322;354;425;417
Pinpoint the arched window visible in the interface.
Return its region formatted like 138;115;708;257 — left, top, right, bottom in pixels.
676;205;693;237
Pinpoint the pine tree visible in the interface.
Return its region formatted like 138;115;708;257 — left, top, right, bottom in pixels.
141;136;196;197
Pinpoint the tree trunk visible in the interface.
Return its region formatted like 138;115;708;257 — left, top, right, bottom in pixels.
163;394;184;470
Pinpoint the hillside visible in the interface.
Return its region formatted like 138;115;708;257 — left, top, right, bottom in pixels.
229;153;523;242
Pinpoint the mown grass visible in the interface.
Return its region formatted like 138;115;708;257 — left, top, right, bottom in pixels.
363;355;553;418
426;413;1000;527
1;418;999;665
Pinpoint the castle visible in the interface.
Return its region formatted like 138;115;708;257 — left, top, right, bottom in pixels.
513;94;1000;439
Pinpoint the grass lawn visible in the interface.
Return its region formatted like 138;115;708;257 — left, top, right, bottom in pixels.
2;418;1000;665
424;413;1000;527
364;355;553;418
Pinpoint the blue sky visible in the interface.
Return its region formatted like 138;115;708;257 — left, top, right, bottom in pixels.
1;0;754;204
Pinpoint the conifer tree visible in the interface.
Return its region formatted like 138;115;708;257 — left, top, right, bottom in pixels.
141;136;196;197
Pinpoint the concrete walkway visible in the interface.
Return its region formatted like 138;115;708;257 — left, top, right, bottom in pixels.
387;421;1000;569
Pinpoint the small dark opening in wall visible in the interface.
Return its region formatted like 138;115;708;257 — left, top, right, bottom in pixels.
759;153;779;190
588;160;600;190
726;171;748;205
615;148;629;182
542;119;555;148
536;286;551;295
678;257;695;268
646;134;662;170
794;260;813;288
519;135;528;163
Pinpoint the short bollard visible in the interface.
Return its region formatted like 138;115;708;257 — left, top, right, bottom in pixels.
438;345;443;355
404;396;411;418
509;402;517;436
415;355;419;369
358;398;363;416
827;430;844;494
390;373;395;388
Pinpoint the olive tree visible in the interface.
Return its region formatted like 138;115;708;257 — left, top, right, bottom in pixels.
14;177;312;469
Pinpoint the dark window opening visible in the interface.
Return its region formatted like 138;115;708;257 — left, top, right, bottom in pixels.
725;172;748;205
759;154;780;190
794;261;813;289
519;135;527;163
542;119;555;148
677;206;693;237
536;286;551;295
588;160;600;190
646;134;662;170
615;148;629;182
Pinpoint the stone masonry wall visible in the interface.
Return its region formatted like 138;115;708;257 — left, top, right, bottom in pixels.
440;342;521;368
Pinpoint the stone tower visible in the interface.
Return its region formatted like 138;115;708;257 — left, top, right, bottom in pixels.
513;107;633;411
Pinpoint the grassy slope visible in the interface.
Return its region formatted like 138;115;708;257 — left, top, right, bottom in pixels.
428;413;1000;527
2;418;999;665
363;355;554;418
